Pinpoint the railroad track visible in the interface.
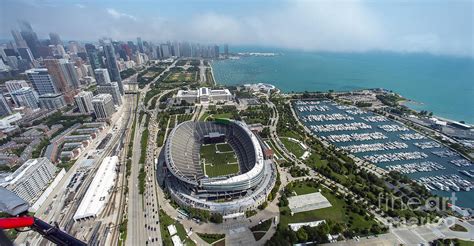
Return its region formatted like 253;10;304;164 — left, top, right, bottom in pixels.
108;93;137;244
58;94;135;242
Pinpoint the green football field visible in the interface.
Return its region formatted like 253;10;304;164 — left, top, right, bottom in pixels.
200;143;239;177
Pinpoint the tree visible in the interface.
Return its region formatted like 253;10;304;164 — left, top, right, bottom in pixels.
210;213;223;224
296;228;308;242
330;223;344;234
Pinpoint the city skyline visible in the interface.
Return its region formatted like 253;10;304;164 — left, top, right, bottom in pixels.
1;0;473;57
0;1;473;245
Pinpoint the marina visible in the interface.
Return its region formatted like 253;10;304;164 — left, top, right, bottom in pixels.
413;141;442;149
361;116;388;123
309;122;372;132
345;109;366;115
378;124;409;132
323;132;387;143
417;175;473;192
399;133;426;140
293;99;474;208
363;151;428;164
459;170;474;178
386;161;445;174
340;141;408;154
432;150;459;158
451;159;473;167
302;113;354;122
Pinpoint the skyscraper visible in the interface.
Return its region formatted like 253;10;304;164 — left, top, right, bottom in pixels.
25;68;57;95
17;47;34;64
97;82;122;105
160;44;171;58
172;41;181;57
11;30;27;48
74;91;94;114
43;59;76;103
64;61;80;89
92;94;115;120
85;43;101;73
224;44;229;57
0;94;12;116
68;41;79;54
103;41;124;95
18;20;40;58
137;37;144;53
214;45;220;58
94;69;111;85
49;33;62;45
11;87;39;109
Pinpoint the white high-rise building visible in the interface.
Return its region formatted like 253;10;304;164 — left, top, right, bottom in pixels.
0;158;57;203
97;82;122;106
5;80;29;105
5;80;29;95
92;94;115;119
11;87;39;109
94;68;111;85
74;91;94;114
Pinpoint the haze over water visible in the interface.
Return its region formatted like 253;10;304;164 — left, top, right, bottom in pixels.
212;47;474;123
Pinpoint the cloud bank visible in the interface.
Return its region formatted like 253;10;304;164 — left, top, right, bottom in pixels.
1;0;472;57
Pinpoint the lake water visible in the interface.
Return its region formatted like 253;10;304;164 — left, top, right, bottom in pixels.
212;48;474;123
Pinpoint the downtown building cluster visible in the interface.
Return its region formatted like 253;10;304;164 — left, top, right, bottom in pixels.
1;20;229;120
0;20;230;208
0;21;130;123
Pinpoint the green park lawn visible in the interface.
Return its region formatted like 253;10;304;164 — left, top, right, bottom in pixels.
159;209;195;246
280;137;306;158
164;71;196;83
279;181;378;233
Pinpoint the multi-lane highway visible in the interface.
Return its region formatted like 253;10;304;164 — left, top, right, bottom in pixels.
125;60;179;246
126;88;176;245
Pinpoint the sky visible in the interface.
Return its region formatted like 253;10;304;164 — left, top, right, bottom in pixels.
1;0;473;57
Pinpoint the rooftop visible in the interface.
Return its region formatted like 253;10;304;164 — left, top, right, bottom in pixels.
73;156;117;221
288;192;332;214
1;158;53;185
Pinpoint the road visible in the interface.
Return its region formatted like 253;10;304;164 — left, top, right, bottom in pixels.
199;59;206;83
126;60;178;245
126;87;148;246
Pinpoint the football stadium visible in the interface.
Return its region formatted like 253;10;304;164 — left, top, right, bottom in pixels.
162;119;277;214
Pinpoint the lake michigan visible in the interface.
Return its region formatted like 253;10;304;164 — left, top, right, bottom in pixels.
212;47;474;123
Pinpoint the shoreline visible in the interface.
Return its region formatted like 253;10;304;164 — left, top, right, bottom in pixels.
210;60;472;126
210;52;474;124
